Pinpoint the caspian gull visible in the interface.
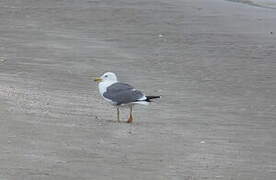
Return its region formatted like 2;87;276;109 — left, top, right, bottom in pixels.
94;72;160;123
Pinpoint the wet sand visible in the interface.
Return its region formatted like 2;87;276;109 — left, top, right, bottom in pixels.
0;0;275;179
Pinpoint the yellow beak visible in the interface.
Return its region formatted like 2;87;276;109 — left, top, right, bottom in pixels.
94;77;102;82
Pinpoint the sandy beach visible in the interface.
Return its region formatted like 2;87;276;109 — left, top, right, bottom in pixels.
0;0;275;179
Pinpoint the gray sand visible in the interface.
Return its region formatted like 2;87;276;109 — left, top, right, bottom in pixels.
0;0;275;179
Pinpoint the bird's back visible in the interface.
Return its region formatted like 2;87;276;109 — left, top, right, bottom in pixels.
103;82;145;105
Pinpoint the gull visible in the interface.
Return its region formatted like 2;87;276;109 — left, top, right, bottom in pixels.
94;72;160;123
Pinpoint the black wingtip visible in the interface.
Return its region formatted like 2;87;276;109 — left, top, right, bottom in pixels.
145;96;161;102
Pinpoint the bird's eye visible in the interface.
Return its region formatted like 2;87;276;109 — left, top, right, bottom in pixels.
104;75;108;78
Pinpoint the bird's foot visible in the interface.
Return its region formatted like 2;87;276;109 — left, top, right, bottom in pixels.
127;115;133;123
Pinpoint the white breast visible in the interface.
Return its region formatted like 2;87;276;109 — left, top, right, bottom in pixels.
98;81;117;104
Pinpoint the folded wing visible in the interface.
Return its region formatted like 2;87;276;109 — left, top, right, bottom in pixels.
103;83;145;105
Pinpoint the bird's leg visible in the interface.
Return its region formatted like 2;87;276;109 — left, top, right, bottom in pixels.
117;107;120;122
127;106;133;123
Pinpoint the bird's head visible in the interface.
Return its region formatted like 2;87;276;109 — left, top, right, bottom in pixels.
94;72;118;83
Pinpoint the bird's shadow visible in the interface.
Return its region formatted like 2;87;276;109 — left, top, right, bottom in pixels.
105;120;130;124
95;116;134;124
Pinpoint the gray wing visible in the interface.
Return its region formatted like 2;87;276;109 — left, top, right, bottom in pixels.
103;83;144;105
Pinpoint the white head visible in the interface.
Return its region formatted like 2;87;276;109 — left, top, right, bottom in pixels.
94;72;118;83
